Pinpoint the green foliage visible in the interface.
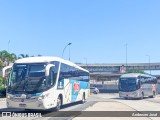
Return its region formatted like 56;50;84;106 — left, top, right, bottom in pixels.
18;54;29;59
0;85;5;90
0;50;17;67
0;76;6;97
0;49;42;71
125;70;146;74
0;76;5;87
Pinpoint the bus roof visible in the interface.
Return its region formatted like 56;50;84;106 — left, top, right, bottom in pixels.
120;73;155;78
14;56;89;73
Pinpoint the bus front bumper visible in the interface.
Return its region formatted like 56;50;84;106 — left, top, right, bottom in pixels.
6;98;56;110
119;91;140;98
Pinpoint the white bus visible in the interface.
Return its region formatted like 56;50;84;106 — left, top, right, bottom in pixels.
6;57;90;110
118;73;157;99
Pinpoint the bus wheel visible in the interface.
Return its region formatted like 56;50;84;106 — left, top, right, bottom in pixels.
140;92;144;100
80;93;85;104
150;91;156;98
25;109;30;111
124;97;128;100
153;91;156;97
55;96;61;111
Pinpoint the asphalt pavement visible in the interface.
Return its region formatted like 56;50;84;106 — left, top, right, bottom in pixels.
0;93;160;120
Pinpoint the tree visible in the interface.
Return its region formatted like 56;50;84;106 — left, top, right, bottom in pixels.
0;76;4;87
0;76;6;97
0;50;17;66
0;59;3;70
7;53;17;65
18;54;29;59
0;50;10;66
125;70;146;74
0;50;8;61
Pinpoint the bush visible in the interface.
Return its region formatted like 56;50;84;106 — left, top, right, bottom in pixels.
0;76;6;97
0;86;6;97
0;76;4;85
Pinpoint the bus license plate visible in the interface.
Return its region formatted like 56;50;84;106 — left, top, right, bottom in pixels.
19;104;26;107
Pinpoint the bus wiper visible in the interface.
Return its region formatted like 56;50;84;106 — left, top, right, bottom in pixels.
24;77;31;92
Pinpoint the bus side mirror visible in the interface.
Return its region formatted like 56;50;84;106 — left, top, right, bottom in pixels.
45;64;55;76
2;66;12;77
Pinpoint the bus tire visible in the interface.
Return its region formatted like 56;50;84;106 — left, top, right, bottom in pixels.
55;96;62;111
150;91;156;98
25;109;30;111
80;93;85;104
124;97;128;100
153;91;156;97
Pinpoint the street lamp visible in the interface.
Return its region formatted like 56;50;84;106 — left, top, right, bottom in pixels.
69;44;72;61
8;40;10;52
146;55;151;74
62;43;72;60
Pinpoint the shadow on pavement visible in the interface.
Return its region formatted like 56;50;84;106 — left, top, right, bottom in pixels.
111;97;148;100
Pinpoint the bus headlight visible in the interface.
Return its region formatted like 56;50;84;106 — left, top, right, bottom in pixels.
37;96;42;100
37;93;49;100
7;94;13;99
7;95;10;99
133;92;137;96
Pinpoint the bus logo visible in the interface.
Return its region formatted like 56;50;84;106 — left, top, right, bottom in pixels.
74;83;80;93
21;99;24;102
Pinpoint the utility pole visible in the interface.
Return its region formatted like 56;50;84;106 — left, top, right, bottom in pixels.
125;44;128;71
62;43;72;59
146;55;151;74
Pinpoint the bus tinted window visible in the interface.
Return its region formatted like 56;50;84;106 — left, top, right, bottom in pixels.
119;78;137;92
59;63;89;82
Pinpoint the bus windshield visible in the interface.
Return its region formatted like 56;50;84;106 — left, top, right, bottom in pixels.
119;78;137;92
8;63;48;94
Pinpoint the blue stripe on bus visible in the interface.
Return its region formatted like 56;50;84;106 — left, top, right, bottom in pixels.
70;80;89;102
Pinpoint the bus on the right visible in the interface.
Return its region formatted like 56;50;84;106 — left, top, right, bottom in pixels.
118;73;157;99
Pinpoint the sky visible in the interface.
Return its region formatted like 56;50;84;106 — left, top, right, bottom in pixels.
0;0;160;64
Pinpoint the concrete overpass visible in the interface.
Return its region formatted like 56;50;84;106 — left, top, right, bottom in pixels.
77;63;160;81
78;63;160;73
77;63;160;93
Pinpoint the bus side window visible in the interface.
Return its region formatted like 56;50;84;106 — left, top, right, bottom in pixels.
140;76;145;84
153;78;157;84
59;63;64;80
59;63;70;80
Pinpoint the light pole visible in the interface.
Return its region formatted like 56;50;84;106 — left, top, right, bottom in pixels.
146;55;151;74
69;44;71;61
8;40;10;52
83;57;88;66
62;43;72;59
